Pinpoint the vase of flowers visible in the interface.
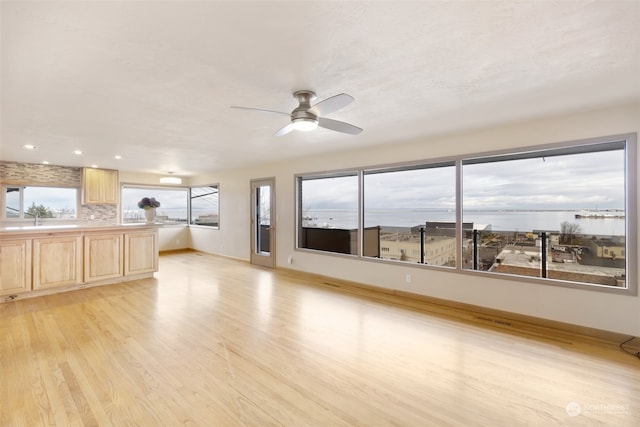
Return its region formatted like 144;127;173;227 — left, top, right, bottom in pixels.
138;197;160;223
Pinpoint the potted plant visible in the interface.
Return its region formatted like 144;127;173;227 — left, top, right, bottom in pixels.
138;197;160;223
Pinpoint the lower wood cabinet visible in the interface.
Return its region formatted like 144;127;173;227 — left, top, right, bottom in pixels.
0;239;32;296
1;226;158;299
33;235;83;290
124;231;158;276
84;233;124;282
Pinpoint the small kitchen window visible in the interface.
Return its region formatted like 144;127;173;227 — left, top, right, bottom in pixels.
2;185;79;220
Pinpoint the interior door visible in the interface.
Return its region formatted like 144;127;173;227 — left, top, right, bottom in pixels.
250;178;275;268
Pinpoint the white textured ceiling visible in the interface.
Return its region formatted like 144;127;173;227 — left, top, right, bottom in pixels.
2;1;639;176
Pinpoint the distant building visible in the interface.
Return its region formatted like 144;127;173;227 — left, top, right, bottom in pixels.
379;233;456;265
377;221;488;266
492;245;625;287
588;238;626;260
194;214;219;226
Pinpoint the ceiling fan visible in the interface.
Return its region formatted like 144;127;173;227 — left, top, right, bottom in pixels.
231;90;363;136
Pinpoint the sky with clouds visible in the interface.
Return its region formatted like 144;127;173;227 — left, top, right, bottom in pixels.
8;147;625;220
301;149;625;211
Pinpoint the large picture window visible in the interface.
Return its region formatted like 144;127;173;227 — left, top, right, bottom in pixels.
298;173;359;255
462;141;628;288
121;186;188;224
363;163;456;266
295;134;636;294
3;185;78;220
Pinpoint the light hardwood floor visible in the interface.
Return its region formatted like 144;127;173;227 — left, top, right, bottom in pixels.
1;251;639;426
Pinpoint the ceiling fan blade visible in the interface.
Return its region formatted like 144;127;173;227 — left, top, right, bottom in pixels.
230;106;289;116
308;93;354;116
274;122;295;137
318;117;363;135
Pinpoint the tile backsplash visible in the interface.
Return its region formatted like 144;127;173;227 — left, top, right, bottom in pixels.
0;161;81;186
0;161;119;225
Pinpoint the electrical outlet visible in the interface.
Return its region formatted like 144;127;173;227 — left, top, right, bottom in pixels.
405;274;412;283
287;255;293;264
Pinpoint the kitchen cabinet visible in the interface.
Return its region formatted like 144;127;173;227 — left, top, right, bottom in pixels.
124;230;158;276
84;233;123;282
1;224;158;300
82;167;118;204
33;235;83;290
0;239;32;296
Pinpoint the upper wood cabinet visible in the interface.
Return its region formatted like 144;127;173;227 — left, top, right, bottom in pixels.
82;168;118;204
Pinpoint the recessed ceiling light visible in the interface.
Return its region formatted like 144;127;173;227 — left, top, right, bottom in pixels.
91;164;98;168
114;155;122;160
23;144;38;150
42;161;49;165
72;150;83;155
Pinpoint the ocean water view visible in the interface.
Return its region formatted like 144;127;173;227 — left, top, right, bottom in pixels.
304;209;626;236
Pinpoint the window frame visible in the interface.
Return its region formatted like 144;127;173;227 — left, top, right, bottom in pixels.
189;184;220;229
296;170;361;256
362;160;457;266
120;183;189;225
458;134;635;295
2;184;80;221
294;133;637;296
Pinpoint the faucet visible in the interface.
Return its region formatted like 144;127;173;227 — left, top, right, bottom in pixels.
34;212;40;226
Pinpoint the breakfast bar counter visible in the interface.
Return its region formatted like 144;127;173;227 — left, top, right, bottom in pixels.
0;224;159;301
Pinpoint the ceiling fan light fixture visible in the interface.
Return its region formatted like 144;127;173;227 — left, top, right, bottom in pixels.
291;117;318;132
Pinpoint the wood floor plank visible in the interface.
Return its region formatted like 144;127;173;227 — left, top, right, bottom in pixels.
1;251;639;426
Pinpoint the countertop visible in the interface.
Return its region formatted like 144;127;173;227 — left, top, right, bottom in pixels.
0;223;160;236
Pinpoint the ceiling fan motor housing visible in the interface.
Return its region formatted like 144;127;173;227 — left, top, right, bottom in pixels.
291;90;319;129
292;90;318;121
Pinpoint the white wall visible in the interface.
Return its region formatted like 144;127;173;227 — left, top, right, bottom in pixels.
189;102;640;336
157;225;191;251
